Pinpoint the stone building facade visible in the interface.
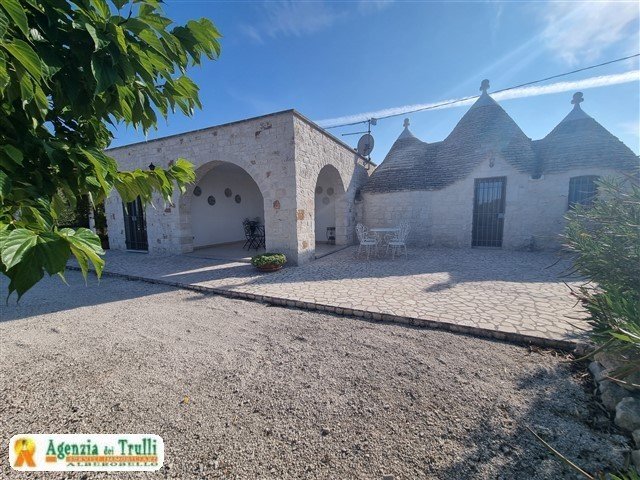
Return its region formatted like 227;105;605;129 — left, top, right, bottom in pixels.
361;87;638;250
105;86;637;262
105;110;369;264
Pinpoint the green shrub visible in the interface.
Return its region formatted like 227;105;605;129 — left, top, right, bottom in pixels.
251;253;286;268
564;176;640;384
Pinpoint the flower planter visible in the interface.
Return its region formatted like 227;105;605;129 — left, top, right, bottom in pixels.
256;263;283;273
251;253;286;272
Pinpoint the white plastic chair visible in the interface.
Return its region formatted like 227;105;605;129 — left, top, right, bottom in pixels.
356;223;378;260
387;221;410;259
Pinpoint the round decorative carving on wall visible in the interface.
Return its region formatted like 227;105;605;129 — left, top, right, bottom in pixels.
322;197;330;205
327;187;334;196
193;186;202;197
207;196;216;205
235;194;242;204
315;186;323;195
224;188;232;197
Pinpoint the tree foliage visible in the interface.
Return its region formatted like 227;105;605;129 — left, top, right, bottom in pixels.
565;176;640;383
0;0;221;298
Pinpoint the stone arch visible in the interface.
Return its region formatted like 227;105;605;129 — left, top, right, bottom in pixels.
313;164;348;246
178;160;268;252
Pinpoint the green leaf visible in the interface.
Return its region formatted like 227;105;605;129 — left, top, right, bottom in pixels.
4;40;42;80
91;0;111;19
2;145;23;166
6;261;44;300
0;9;9;38
0;0;28;38
35;232;69;275
0;170;11;201
1;228;37;270
85;23;104;52
62;227;105;279
91;54;118;93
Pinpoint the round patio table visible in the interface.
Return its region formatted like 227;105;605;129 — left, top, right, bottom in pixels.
369;227;400;255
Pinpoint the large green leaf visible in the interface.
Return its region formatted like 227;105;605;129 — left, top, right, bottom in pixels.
91;53;118;93
4;40;42;80
60;227;105;279
0;9;10;38
35;233;70;275
0;0;28;37
1;228;38;271
0;170;11;201
0;145;23;172
6;261;45;300
85;23;107;52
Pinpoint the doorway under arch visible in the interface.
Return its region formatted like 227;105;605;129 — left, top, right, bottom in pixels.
184;161;266;259
314;165;346;254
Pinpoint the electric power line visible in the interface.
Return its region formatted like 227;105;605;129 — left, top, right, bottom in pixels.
324;53;640;130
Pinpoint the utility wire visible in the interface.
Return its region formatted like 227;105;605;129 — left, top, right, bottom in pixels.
324;53;640;130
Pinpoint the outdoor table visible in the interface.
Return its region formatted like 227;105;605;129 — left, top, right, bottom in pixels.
369;227;400;255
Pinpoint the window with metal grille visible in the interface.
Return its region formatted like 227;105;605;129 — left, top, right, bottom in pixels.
568;176;599;209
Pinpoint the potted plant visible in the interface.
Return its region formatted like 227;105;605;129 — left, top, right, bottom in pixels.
251;253;287;272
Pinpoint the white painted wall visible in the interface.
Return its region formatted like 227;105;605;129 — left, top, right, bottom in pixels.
314;166;343;243
190;163;264;247
362;156;627;250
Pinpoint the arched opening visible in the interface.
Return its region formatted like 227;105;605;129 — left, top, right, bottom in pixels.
185;161;265;260
314;165;346;257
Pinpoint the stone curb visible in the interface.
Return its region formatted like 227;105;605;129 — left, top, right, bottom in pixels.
67;266;580;352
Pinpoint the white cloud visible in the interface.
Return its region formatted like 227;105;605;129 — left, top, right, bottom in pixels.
316;70;640;128
540;1;639;65
357;0;394;14
240;0;394;42
240;1;344;43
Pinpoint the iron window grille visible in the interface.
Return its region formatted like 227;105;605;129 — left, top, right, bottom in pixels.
568;175;599;209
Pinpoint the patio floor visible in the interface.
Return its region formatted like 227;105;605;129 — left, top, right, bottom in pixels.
186;241;349;262
69;247;587;348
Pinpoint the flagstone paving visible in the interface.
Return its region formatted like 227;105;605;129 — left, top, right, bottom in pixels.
71;247;587;348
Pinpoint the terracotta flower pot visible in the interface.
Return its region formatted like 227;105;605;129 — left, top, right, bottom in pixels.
256;263;283;272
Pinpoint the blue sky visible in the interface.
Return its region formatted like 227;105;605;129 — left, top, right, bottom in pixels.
111;0;640;161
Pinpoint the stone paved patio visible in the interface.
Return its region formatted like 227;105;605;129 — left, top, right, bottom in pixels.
71;247;587;348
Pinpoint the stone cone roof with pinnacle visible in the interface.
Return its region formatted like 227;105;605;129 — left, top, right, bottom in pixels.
532;92;638;175
363;85;638;194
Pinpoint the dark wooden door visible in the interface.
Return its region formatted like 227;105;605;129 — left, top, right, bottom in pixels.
123;197;148;251
472;177;506;247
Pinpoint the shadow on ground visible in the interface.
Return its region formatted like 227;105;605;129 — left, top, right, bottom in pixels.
432;357;629;479
0;272;175;322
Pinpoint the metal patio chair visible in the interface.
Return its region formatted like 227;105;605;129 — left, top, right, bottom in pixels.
387;221;410;259
356;223;378;260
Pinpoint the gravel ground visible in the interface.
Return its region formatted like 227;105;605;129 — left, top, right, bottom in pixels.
0;272;630;479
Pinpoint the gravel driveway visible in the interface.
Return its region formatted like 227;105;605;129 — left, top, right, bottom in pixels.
0;272;629;479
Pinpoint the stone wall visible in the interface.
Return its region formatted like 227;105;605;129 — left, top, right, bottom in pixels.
362;155;625;250
292;115;370;264
107;112;298;258
105;110;368;264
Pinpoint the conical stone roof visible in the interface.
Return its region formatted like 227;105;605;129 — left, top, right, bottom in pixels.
436;81;537;179
363;86;638;195
533;92;638;174
362;119;440;193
